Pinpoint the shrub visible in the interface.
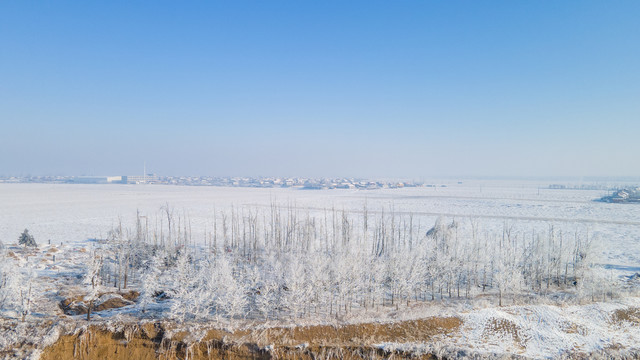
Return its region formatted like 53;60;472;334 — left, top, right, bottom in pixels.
18;229;37;247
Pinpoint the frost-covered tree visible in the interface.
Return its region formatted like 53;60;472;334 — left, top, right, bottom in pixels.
256;277;278;320
0;251;37;321
84;252;103;321
281;254;310;318
211;254;247;320
18;266;35;322
18;229;37;247
186;260;216;321
0;255;21;316
168;249;194;322
139;250;163;313
98;205;609;323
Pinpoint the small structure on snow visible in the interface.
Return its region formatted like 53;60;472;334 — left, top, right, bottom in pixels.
600;187;640;203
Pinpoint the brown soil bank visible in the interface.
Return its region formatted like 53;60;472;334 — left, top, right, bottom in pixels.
40;317;462;360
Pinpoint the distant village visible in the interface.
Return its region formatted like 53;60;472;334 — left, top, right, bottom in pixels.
3;175;636;196
599;187;640;203
0;175;443;190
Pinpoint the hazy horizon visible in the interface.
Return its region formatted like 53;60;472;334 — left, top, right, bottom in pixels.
2;1;639;179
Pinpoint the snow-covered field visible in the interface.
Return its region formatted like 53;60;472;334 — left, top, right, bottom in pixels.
1;180;639;273
1;180;640;359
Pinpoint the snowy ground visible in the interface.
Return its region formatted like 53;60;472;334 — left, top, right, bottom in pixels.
1;180;639;273
1;180;640;359
375;296;640;358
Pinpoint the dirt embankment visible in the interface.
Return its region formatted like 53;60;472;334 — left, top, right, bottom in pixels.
40;317;462;360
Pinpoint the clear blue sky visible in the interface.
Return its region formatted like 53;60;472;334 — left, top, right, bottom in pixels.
1;1;638;178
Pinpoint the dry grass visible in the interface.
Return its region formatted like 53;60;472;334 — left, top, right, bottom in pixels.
483;318;526;350
238;317;462;347
59;291;140;315
40;317;460;360
611;307;640;325
564;322;588;336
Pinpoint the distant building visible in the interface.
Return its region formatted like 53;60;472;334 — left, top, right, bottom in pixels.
549;184;567;189
73;176;123;184
336;183;355;189
123;174;159;184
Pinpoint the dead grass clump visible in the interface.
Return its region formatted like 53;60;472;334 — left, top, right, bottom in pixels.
94;296;133;312
120;290;140;302
484;318;526;348
60;293;136;315
611;307;640;325
59;295;87;315
564;322;588;336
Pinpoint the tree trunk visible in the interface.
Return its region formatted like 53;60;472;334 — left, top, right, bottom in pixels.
87;301;93;321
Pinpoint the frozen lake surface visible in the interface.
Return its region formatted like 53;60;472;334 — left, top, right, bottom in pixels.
1;180;639;273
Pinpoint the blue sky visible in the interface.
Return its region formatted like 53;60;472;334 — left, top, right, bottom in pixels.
1;1;638;178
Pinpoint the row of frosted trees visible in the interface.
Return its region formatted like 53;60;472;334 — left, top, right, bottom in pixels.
89;204;612;322
0;243;36;321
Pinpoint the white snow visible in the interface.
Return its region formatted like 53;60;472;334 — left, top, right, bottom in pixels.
1;180;640;359
1;181;639;273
